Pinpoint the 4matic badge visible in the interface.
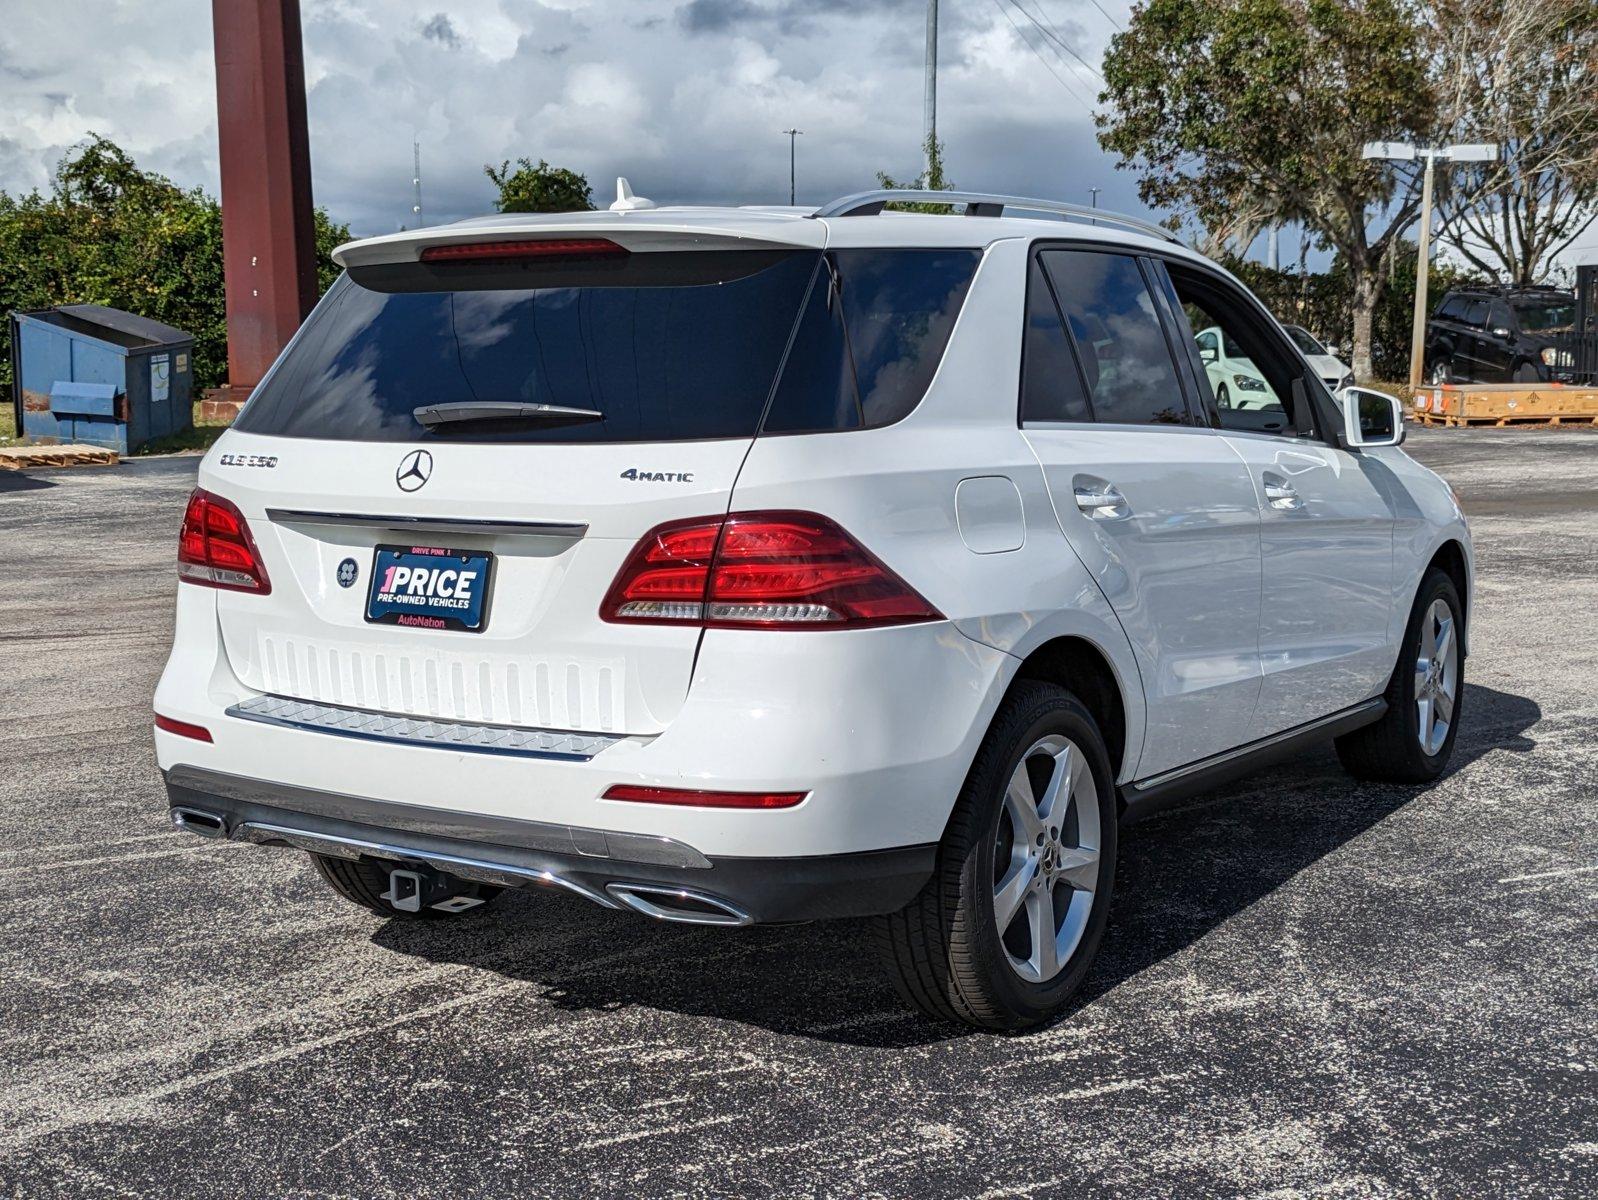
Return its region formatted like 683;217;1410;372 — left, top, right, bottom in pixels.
619;468;694;483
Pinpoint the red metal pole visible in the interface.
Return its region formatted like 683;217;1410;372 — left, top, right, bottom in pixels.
211;0;317;399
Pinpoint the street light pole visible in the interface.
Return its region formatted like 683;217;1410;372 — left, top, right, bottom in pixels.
1088;187;1101;209
924;0;938;182
1363;141;1497;388
782;128;803;205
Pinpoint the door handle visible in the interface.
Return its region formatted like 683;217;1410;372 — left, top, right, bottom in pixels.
1073;479;1131;521
1262;472;1304;511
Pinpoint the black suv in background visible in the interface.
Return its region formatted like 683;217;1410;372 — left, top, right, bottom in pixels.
1424;286;1576;384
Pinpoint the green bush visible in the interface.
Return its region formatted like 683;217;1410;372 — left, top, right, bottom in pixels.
1;135;347;394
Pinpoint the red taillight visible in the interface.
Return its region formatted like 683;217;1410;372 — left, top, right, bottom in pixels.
600;511;941;630
418;238;627;264
154;713;213;742
602;784;806;809
177;488;271;594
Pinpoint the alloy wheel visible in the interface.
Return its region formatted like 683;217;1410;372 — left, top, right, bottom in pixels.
1414;597;1459;756
991;735;1101;984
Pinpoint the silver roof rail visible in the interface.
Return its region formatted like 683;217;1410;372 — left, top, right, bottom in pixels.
814;188;1182;245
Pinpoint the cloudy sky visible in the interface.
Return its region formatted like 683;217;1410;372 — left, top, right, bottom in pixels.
0;0;1142;237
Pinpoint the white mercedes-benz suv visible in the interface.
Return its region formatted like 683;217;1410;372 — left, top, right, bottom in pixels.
156;187;1471;1030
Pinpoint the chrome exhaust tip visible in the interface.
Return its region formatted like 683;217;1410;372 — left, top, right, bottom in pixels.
170;807;229;839
605;882;753;927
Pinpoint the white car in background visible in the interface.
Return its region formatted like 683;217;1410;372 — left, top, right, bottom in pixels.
154;186;1471;1031
1285;323;1355;393
1194;324;1273;409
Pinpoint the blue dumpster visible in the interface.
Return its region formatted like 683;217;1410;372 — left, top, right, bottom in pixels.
8;304;194;454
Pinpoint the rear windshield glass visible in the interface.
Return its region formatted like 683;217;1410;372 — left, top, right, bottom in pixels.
234;247;981;443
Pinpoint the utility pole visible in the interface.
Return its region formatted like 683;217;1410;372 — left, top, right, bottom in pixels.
412;140;424;228
1088;187;1101;209
782;128;803;205
211;0;317;404
1363;141;1497;387
924;0;938;183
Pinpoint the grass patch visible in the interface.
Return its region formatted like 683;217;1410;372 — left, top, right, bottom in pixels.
0;400;231;454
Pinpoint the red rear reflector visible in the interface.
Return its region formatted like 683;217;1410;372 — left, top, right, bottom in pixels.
600;511;941;630
419;238;627;264
155;713;213;743
177;488;272;594
603;785;806;810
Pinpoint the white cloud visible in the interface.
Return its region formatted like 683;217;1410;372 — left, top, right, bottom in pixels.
0;0;1138;236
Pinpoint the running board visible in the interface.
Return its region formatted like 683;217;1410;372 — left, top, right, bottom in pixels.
1119;699;1387;822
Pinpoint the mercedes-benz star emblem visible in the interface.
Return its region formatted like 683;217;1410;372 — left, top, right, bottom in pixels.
336;557;359;588
396;449;432;492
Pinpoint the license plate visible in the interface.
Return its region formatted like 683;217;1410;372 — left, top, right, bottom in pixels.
366;545;493;633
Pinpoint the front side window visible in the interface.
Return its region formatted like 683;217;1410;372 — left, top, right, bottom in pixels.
1463;299;1490;328
1037;250;1189;426
1164;263;1308;437
1286;326;1326;356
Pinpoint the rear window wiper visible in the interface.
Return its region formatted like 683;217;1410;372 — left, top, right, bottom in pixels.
413;402;604;430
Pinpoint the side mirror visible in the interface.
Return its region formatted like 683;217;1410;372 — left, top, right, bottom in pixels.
1342;386;1404;448
1491;326;1511;338
1325;343;1341;357
1199;345;1218;364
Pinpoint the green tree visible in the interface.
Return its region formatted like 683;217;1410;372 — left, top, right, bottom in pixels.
1;134;348;392
485;158;594;213
1098;0;1438;378
877;134;957;212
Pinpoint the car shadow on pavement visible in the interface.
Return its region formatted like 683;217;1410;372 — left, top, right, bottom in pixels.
371;683;1539;1047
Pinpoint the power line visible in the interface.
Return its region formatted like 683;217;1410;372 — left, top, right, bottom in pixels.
1081;0;1123;33
1008;0;1105;81
990;0;1097;115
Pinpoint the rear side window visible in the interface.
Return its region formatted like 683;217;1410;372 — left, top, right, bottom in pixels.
1019;256;1092;423
1437;295;1467;320
1038;250;1189;426
235;251;819;444
761;248;981;433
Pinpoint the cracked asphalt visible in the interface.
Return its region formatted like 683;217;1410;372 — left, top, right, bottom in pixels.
1;426;1594;1198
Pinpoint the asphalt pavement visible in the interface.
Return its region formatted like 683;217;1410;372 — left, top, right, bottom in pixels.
1;427;1594;1198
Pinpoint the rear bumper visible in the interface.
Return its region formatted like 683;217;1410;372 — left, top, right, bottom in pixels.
165;765;933;924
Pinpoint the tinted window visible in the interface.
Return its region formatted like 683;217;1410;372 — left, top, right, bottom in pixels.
236;252;819;443
1514;300;1575;331
1018;256;1092;423
762;248;981;433
1463;299;1490;327
1437;295;1467;320
1039;251;1188;426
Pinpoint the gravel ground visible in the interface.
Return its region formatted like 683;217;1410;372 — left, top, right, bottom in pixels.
1;427;1594;1198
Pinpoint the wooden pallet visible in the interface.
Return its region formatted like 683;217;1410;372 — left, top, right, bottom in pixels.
0;443;120;470
1412;383;1598;427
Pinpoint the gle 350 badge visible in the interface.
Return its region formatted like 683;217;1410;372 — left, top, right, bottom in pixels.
365;545;493;633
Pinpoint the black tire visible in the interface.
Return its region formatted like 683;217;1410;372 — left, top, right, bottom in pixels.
1335;569;1465;784
874;682;1118;1031
1512;361;1540;384
310;853;502;919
